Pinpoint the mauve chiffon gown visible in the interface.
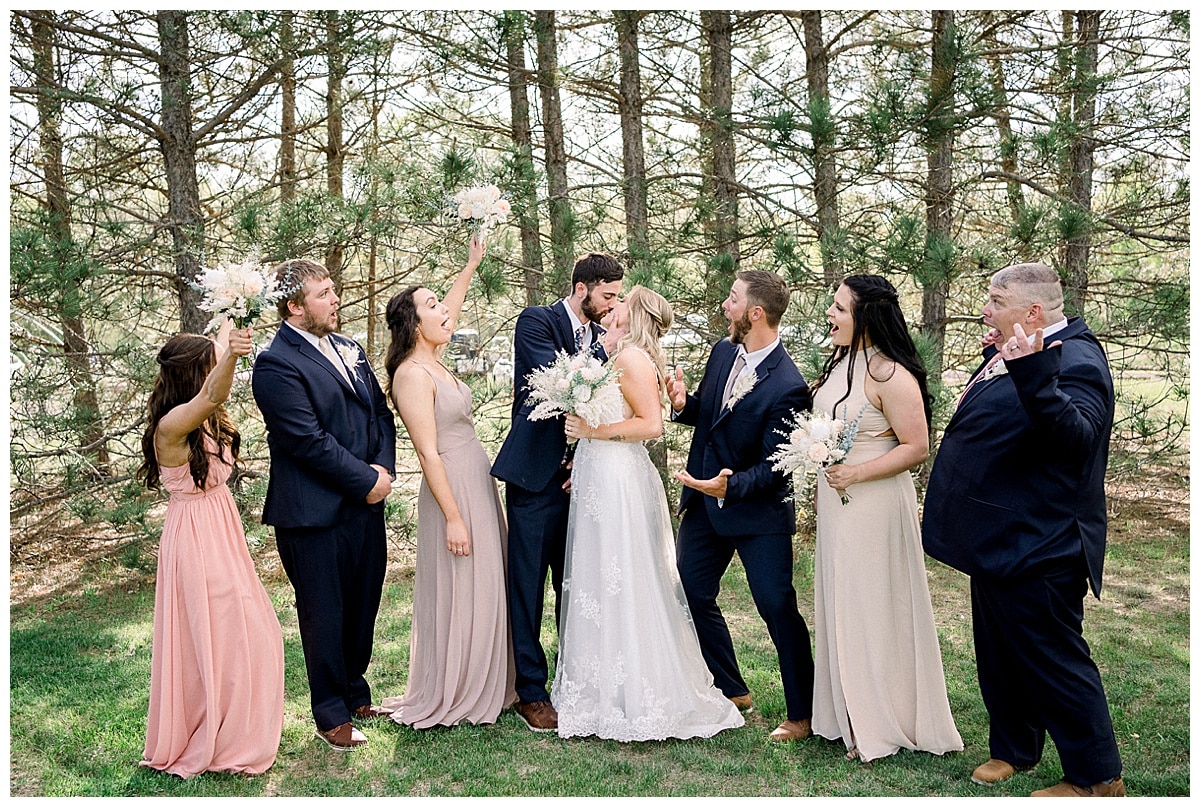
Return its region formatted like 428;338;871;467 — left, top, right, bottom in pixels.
142;438;284;778
382;368;516;727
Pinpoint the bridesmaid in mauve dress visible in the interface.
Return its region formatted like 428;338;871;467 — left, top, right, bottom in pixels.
138;322;284;778
809;275;962;763
380;236;516;727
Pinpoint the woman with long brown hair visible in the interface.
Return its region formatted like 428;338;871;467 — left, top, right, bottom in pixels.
138;322;284;778
379;236;517;728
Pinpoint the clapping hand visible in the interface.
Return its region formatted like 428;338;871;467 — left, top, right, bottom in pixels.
665;366;687;412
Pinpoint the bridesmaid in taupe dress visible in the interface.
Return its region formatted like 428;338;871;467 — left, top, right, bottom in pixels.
379;236;516;727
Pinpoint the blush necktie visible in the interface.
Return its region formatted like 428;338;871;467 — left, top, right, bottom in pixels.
318;336;352;385
720;352;747;410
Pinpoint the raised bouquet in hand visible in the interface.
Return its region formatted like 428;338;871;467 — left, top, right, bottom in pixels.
769;404;867;504
450;184;511;241
190;258;284;332
525;350;622;437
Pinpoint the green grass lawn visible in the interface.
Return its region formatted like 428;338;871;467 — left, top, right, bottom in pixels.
9;471;1189;796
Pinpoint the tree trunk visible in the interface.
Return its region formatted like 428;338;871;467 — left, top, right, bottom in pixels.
324;10;345;291
156;10;207;334
1063;10;1099;316
803;11;840;288
983;11;1024;237
615;11;649;271
535;11;573;295
921;9;955;377
30;10;110;476
279;10;297;205
504;10;545;306
703;11;739;271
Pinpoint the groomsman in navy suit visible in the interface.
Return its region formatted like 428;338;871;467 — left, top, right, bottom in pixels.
491;253;624;732
923;263;1124;796
253;259;397;751
666;269;815;742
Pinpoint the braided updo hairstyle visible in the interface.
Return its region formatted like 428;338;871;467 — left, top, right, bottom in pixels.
383;285;422;405
811;275;933;429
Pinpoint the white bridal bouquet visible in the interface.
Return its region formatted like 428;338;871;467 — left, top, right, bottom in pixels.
769;404;867;504
450;184;511;241
189;258;284;369
190;258;284;332
525;350;622;437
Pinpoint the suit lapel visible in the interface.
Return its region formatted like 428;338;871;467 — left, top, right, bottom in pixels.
283;326;365;403
551;300;576;352
711;343;782;428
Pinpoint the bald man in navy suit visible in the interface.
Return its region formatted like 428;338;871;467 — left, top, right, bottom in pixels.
924;263;1124;797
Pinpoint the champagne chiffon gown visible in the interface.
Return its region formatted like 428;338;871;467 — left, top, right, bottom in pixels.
142;437;284;778
382;368;516;727
552;351;744;741
811;347;962;762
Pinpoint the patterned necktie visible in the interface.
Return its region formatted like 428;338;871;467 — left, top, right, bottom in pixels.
318;336;352;385
956;352;1003;410
721;352;747;410
574;325;587;353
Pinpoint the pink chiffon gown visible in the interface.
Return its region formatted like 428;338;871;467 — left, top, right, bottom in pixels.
142;438;284;778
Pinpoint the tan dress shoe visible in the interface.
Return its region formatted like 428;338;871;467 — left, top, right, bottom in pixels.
728;694;754;712
515;700;558;732
316;721;367;751
353;703;392;720
972;758;1023;785
769;719;812;742
1031;778;1126;797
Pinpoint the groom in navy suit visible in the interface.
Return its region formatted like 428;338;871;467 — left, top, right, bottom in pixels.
491;253;624;732
666;269;815;742
253;259;397;751
923;263;1124;796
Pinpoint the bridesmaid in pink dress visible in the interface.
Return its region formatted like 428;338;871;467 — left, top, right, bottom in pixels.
137;323;284;778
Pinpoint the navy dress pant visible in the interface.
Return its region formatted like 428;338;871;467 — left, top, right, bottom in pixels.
676;504;814;721
971;566;1122;785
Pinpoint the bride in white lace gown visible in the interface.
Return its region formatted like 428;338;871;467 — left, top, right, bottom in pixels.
552;286;744;742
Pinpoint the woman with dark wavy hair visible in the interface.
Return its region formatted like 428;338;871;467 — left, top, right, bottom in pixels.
379;236;516;728
138;321;283;778
808;274;961;762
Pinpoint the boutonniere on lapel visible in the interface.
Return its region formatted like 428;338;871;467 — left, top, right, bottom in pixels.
725;370;758;411
335;341;364;382
980;357;1008;382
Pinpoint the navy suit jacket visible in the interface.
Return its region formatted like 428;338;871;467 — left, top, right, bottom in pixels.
492;300;606;493
674;337;812;536
922;318;1113;595
252;324;397;529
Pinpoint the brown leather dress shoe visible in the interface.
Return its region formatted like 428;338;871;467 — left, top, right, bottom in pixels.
515;700;558;732
353;704;392;720
972;758;1026;785
315;721;367;751
769;718;812;742
1031;778;1126;797
728;693;754;712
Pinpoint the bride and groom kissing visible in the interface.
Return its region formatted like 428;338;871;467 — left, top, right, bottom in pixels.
493;256;814;743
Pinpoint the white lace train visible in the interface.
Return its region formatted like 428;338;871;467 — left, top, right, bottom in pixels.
552;431;744;742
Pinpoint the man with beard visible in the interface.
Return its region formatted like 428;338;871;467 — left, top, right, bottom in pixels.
491;253;624;732
665;269;816;742
253;259;397;750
